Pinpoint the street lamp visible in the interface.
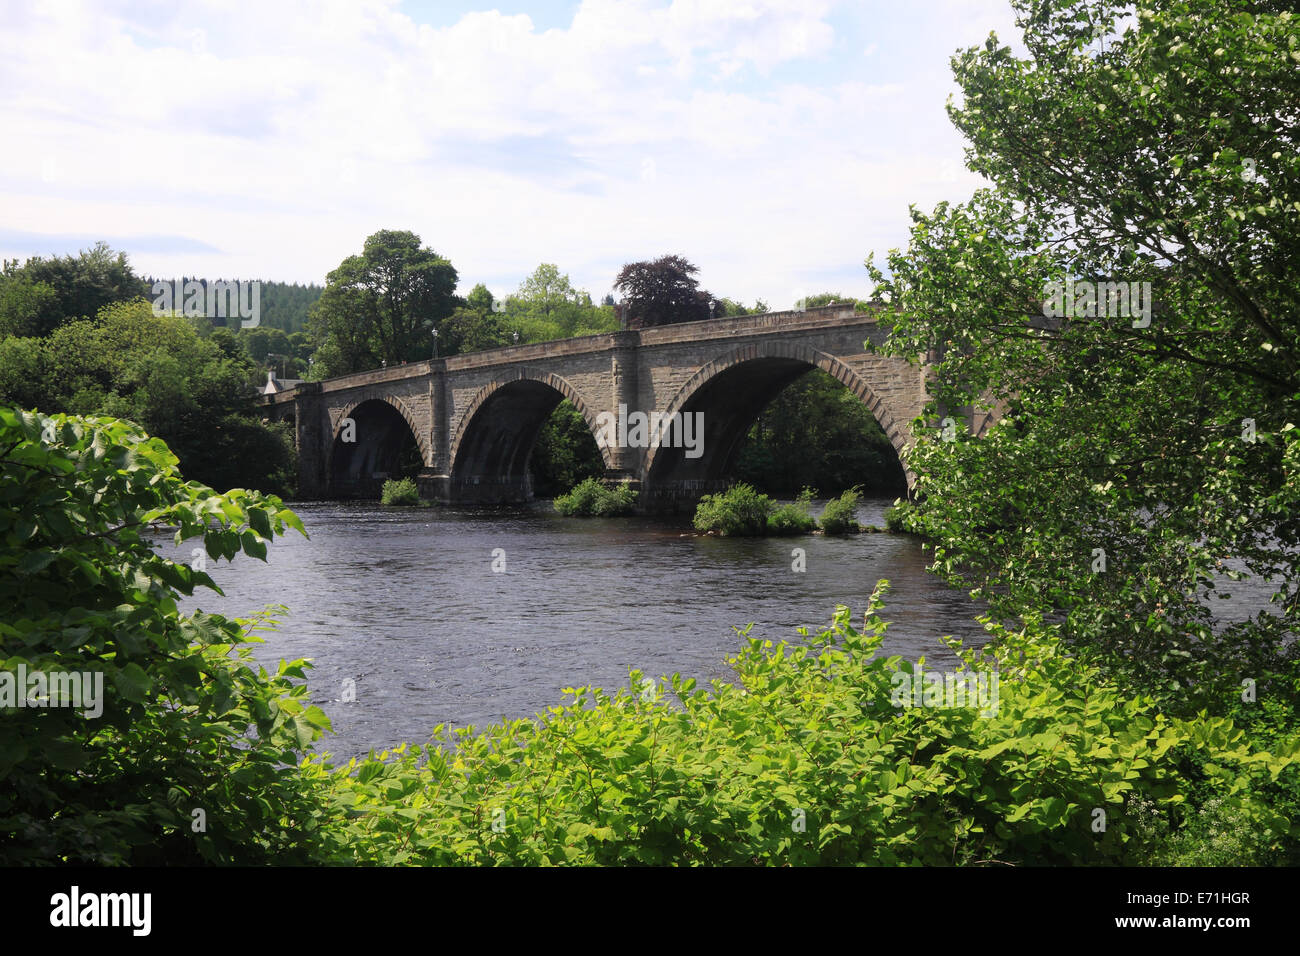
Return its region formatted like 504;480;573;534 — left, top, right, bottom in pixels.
513;330;520;344
431;327;439;358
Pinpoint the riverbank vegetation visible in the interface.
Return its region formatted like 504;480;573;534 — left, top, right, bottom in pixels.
0;264;298;496
553;477;638;516
870;0;1300;721
4;408;1295;865
691;484;868;536
380;478;421;506
818;487;862;535
6;0;1297;868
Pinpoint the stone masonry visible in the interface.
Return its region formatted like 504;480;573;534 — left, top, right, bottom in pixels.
258;304;983;510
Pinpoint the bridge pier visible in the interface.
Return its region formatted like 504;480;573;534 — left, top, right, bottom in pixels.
447;474;535;505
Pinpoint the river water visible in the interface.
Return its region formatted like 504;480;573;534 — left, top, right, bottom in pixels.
163;498;993;761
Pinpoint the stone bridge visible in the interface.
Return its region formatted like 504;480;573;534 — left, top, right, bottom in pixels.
258;304;990;510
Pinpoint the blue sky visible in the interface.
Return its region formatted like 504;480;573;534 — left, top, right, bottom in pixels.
0;0;1022;308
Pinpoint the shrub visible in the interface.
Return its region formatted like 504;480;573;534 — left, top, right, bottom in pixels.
692;483;773;536
307;587;1300;866
884;498;914;533
767;487;817;535
380;477;420;506
554;477;637;516
0;408;332;865
819;486;862;534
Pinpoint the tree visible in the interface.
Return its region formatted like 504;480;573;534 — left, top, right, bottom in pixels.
465;282;495;315
613;255;713;328
530;400;606;496
801;292;855;309
733;369;906;496
0;408;332;864
439;306;510;355
869;0;1300;709
516;264;577;319
307;230;458;375
0;242;147;339
23;300;296;494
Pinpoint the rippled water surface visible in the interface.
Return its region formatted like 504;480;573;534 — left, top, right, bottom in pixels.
162;499;997;759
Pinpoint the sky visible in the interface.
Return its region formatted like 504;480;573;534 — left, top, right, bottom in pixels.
0;0;1024;310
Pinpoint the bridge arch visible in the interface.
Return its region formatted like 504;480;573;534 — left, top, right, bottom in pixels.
326;394;429;495
643;341;914;491
449;368;614;502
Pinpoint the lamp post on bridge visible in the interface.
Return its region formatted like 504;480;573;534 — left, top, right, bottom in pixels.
431;327;438;359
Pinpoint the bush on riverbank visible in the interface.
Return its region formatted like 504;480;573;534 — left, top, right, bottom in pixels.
380;477;420;506
554;477;637;516
767;488;817;535
692;483;773;536
883;499;914;533
0;409;330;865
819;487;862;535
309;588;1300;866
8;409;1297;867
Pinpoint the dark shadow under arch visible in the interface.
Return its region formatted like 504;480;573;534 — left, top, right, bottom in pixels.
643;343;911;499
449;371;612;503
328;398;423;498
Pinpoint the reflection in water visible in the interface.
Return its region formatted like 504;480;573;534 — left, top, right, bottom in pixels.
166;498;993;760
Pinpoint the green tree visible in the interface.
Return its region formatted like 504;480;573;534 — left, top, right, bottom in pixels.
465;282;495;315
530;400;605;496
0;408;330;864
0;242;147;338
734;369;906;496
25;300;295;494
516;264;578;320
439;306;510;356
307;230;458;375
868;0;1300;709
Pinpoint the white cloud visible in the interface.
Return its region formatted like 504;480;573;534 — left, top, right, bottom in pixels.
0;0;1018;307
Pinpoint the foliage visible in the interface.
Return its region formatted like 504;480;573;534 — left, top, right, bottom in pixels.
302;590;1299;866
800;292;858;309
235;324;315;380
142;279;323;336
734;368;906;497
0;242;147;339
692;483;774;536
883;499;915;534
439;268;619;358
819;487;863;535
613;254;712;328
6;411;1295;867
439;306;510;356
0;299;296;495
767;488;817;535
553;477;637;517
868;0;1300;711
307;230;458;375
530;401;605;497
0;408;331;864
380;477;421;506
713;297;770;317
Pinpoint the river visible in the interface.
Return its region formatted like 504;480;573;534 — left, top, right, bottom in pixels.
159;497;994;761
